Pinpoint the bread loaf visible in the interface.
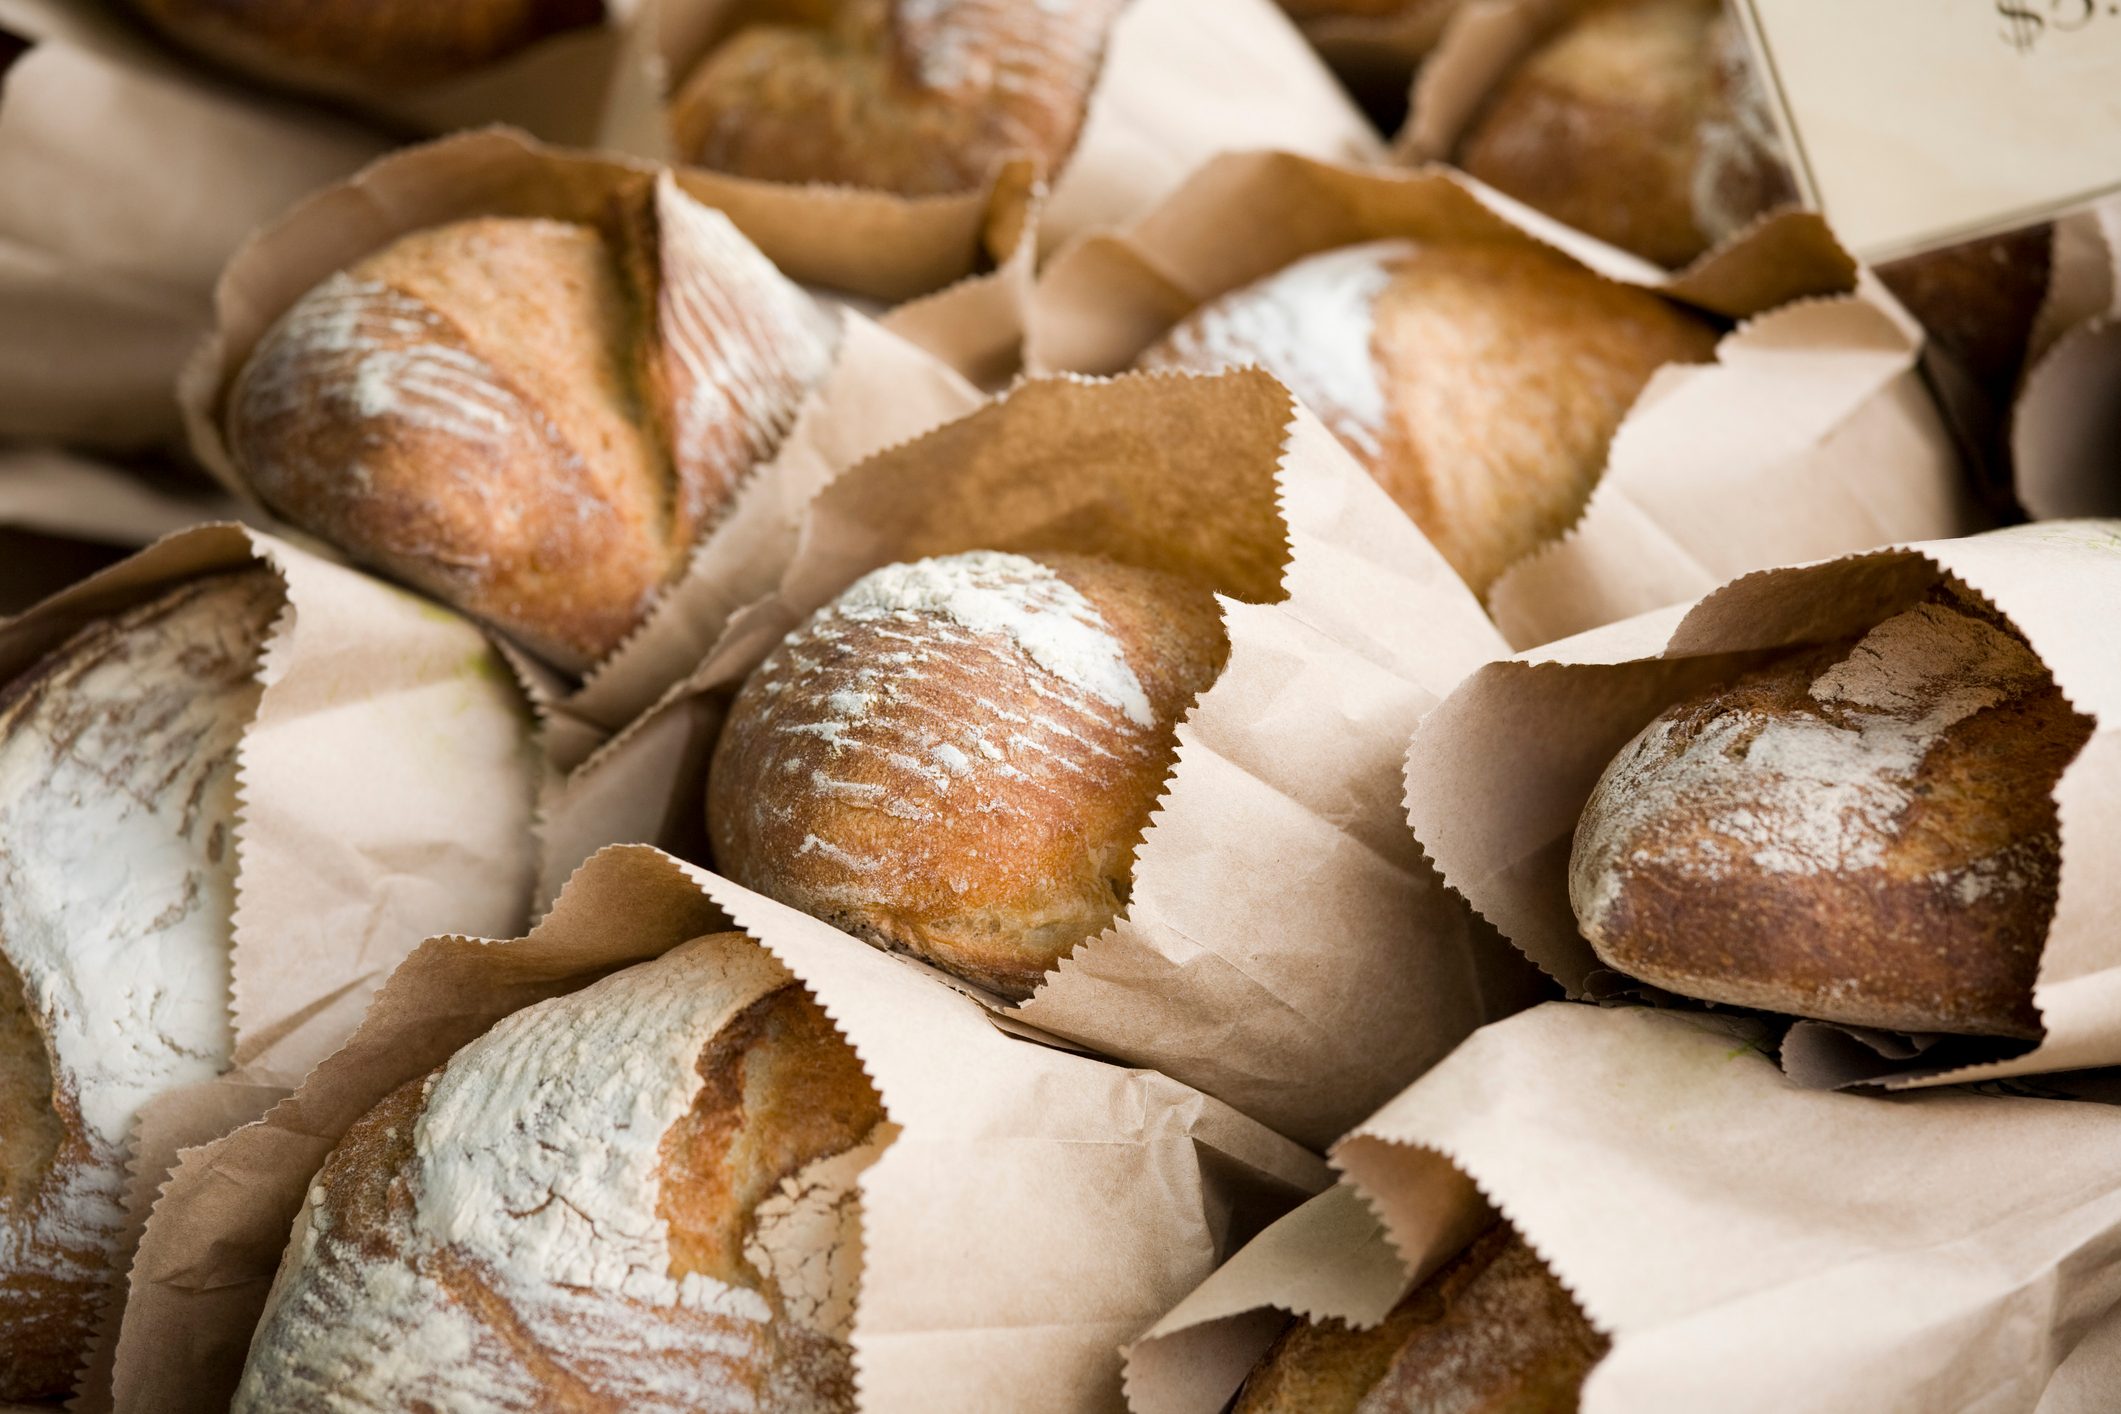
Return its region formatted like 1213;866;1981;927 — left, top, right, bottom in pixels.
1136;240;1717;595
124;0;604;94
0;570;281;1401
1879;228;2053;409
706;550;1227;999
1456;0;1794;268
234;933;886;1412
1234;1225;1607;1413
670;0;1126;196
226;179;838;672
1570;588;2093;1037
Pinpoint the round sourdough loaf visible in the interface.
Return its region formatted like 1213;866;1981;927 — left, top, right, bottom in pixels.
123;0;605;93
670;0;1126;196
233;934;886;1412
1455;0;1794;269
1233;1226;1608;1413
1136;240;1717;596
706;550;1227;999
1570;588;2093;1037
225;184;839;673
0;569;281;1401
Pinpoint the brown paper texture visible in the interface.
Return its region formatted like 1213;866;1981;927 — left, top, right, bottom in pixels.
1405;519;2121;1092
1;523;542;1409
107;844;1328;1413
174;127;985;742
0;449;239;611
1027;150;1969;649
2015;197;2121;521
540;369;1541;1150
1333;1001;2121;1412
0;21;384;448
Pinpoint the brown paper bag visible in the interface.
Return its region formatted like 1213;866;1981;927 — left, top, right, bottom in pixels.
174;127;985;742
1027;150;1973;650
2015;197;2121;521
540;368;1544;1151
0;19;385;449
0;449;238;612
105;843;1328;1413
1320;1002;2121;1412
648;0;1383;263
1405;519;2121;1091
0;523;543;1406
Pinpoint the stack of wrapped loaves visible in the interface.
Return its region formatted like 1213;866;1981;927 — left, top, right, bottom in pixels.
0;0;2117;1410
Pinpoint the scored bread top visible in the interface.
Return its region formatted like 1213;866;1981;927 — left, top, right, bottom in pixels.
706;550;1228;1000
670;0;1126;196
0;570;281;1401
235;933;886;1413
1570;587;2094;1037
227;181;838;673
1137;239;1718;596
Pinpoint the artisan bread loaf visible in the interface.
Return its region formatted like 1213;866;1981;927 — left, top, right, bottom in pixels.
1455;0;1794;268
124;0;604;94
225;180;838;672
1234;1225;1607;1413
1136;240;1717;595
234;933;886;1412
0;570;281;1401
670;0;1126;196
1879;227;2053;409
1570;588;2093;1037
706;550;1227;999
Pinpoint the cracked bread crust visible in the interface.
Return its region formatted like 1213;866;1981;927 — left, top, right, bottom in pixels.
235;935;885;1412
1570;589;2093;1037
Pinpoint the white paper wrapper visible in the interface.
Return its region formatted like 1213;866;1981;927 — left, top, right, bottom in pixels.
540;368;1544;1151
1405;519;2121;1091
104;844;1329;1413
2015;197;2121;521
1028;150;1974;650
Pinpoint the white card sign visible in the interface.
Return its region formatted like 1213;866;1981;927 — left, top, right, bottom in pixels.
1733;0;2121;261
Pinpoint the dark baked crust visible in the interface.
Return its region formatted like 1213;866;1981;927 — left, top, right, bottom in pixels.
1234;1225;1608;1414
124;0;604;93
706;552;1227;999
1570;589;2093;1037
1879;227;2053;406
670;0;1125;196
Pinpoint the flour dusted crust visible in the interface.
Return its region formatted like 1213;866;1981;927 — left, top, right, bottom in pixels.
1570;588;2094;1037
124;0;605;94
227;178;839;673
235;934;887;1412
670;0;1127;196
1234;1226;1608;1414
706;551;1227;1000
0;570;282;1401
1455;0;1796;269
1136;240;1716;596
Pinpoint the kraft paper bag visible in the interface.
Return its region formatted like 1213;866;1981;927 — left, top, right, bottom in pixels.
103;844;1329;1413
1027;150;1973;650
1404;520;2121;1092
539;368;1546;1152
0;449;239;612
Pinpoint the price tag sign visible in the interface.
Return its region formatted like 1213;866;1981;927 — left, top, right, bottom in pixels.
1731;0;2121;262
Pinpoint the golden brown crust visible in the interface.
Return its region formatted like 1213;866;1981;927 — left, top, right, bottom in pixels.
1138;241;1718;596
226;185;836;672
1457;0;1795;268
1570;589;2093;1037
124;0;604;93
706;551;1227;999
670;0;1125;196
1879;227;2053;407
1235;1226;1608;1414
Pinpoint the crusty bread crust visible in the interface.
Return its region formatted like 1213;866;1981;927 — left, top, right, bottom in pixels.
1234;1225;1608;1414
1138;240;1717;596
1570;589;2093;1038
226;182;837;672
1456;0;1794;269
706;551;1227;1000
124;0;604;94
0;571;280;1401
1879;228;2053;405
671;0;1125;196
236;935;885;1412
